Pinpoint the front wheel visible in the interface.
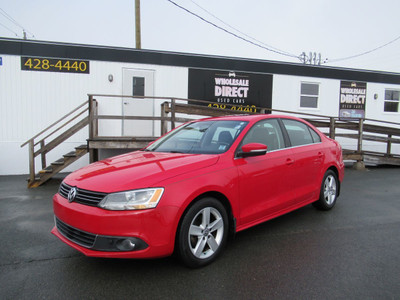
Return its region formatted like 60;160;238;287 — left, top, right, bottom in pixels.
177;198;229;268
313;170;339;211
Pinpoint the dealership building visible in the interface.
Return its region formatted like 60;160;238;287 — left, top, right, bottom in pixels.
0;38;399;178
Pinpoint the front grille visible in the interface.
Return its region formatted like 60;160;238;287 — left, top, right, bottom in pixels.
59;182;107;207
55;217;96;248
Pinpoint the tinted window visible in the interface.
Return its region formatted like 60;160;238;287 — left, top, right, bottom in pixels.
241;119;285;151
309;128;321;143
282;119;315;147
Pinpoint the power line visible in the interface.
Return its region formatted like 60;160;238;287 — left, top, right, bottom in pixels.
170;0;399;66
189;0;295;57
166;0;298;59
0;21;20;37
0;8;35;38
0;8;22;28
325;34;400;64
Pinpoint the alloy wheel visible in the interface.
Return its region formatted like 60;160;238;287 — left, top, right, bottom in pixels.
188;207;224;259
323;174;337;205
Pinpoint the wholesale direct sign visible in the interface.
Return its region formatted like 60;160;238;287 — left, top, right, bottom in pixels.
339;81;367;119
188;68;273;113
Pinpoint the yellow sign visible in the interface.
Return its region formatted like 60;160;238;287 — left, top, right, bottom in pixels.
21;57;89;74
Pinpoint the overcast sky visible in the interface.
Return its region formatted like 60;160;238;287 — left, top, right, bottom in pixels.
1;0;399;73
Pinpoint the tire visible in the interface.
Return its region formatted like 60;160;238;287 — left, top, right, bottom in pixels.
313;170;339;211
177;197;229;268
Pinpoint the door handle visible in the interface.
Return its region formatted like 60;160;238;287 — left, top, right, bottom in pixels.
286;158;294;165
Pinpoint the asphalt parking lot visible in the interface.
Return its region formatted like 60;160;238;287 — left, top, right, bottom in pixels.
1;166;399;299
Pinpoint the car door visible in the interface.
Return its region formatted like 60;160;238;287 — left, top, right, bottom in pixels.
281;118;324;204
235;119;295;226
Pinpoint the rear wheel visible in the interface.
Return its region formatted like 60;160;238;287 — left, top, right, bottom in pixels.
313;170;339;211
177;197;228;268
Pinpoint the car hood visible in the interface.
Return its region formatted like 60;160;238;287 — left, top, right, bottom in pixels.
64;151;219;193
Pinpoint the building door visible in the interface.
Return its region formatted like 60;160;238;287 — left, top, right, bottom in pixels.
122;68;155;136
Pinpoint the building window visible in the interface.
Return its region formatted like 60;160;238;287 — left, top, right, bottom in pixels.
300;82;319;108
132;77;145;96
384;89;399;112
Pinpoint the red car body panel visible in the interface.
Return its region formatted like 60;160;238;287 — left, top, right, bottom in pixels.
65;151;220;192
52;114;344;259
52;193;180;258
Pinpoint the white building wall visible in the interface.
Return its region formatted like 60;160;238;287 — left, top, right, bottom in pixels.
363;82;400;154
1;52;399;176
366;82;400;122
272;74;400;121
272;75;340;116
0;55;188;175
272;74;400;153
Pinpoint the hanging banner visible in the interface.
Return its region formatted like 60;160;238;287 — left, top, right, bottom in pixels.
188;68;273;113
339;81;367;119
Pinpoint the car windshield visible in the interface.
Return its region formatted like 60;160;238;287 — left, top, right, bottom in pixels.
145;120;248;154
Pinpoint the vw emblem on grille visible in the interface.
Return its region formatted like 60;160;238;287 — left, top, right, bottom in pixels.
68;187;77;203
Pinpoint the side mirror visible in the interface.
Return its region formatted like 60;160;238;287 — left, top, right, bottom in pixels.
238;143;267;158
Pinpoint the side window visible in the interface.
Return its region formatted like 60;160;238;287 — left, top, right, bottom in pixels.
309;128;321;143
282;119;315;147
300;82;319;108
241;119;285;151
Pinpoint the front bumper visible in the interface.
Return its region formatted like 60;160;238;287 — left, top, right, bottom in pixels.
52;193;179;258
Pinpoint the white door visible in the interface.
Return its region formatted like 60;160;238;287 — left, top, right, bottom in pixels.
122;68;155;136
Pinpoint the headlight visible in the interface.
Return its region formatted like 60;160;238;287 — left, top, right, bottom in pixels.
98;188;164;210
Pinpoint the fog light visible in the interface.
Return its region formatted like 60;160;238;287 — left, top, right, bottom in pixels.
91;235;148;251
116;239;136;251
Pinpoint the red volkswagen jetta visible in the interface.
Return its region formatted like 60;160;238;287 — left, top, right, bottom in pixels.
52;114;344;267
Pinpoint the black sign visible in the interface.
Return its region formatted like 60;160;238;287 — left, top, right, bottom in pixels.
21;57;90;74
339;81;366;119
188;68;273;113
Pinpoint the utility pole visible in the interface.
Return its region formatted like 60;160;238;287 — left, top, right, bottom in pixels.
135;0;141;49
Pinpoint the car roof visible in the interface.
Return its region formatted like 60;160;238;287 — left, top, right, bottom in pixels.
198;114;302;123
